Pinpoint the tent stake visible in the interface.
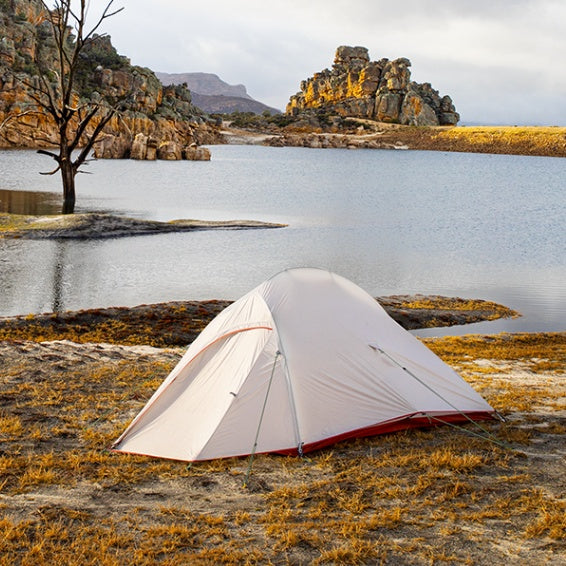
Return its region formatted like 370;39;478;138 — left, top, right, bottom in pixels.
243;351;281;488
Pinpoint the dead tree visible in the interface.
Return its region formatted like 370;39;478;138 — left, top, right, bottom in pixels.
24;1;124;214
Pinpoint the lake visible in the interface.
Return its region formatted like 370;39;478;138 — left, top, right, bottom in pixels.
0;145;564;336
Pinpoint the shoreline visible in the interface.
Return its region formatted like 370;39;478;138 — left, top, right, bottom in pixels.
0;331;563;564
0;212;286;239
2;124;565;159
220;123;566;158
0;296;520;347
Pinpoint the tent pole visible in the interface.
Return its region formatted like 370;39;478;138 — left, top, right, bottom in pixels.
370;344;509;449
243;351;281;488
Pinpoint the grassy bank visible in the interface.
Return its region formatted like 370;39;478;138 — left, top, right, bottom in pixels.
239;121;566;157
358;125;566;157
430;126;566;157
0;330;564;564
0;297;519;347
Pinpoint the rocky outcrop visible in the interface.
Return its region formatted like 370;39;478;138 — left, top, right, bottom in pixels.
287;46;459;126
0;0;221;159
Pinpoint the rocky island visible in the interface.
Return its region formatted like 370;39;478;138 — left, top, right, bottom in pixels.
287;45;459;126
221;46;566;158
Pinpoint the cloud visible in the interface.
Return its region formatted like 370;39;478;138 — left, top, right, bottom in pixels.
103;0;566;124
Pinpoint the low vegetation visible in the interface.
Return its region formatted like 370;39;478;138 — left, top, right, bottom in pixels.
0;212;285;240
431;126;566;157
0;327;564;564
0;296;519;350
224;113;566;158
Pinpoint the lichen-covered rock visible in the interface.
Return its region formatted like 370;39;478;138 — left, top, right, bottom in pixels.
130;133;149;160
287;46;459;126
400;89;438;126
376;92;403;123
0;0;222;158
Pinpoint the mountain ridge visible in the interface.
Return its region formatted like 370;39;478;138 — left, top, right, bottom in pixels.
156;72;251;99
156;71;280;115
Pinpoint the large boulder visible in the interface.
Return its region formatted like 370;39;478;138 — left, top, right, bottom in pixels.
400;91;438;126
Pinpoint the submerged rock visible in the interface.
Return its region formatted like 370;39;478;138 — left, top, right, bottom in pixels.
0;212;286;239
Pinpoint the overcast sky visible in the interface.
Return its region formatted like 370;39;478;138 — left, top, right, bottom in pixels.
100;0;566;125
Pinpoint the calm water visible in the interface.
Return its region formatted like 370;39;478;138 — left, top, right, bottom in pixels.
0;145;564;336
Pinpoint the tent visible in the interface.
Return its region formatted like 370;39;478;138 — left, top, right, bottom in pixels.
112;268;494;462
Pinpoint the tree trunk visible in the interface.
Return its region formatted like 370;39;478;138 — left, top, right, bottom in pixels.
60;156;76;214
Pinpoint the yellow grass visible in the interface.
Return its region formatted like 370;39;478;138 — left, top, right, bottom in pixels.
433;125;566;156
399;297;517;317
0;332;563;564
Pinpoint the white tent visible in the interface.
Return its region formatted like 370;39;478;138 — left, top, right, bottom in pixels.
112;268;494;462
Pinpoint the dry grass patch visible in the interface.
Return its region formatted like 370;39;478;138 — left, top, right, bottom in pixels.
433;125;566;157
422;332;566;364
398;297;518;320
0;296;518;348
0;332;564;564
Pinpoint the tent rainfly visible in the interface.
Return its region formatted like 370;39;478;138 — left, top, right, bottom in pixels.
112;268;495;462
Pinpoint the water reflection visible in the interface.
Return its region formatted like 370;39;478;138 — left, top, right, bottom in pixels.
0;189;61;215
51;240;68;312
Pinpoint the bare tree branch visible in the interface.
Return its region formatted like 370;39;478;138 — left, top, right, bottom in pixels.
74;107;116;168
19;0;126;213
82;2;124;44
69;103;101;151
39;166;62;176
37;148;61;160
18;74;61;123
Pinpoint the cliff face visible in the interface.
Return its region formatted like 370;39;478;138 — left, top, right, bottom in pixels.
287;46;459;126
0;0;220;158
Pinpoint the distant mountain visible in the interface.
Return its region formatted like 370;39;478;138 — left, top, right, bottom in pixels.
156;72;281;115
155;72;250;98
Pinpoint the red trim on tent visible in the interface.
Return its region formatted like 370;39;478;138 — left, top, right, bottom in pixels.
111;411;496;462
181;325;273;370
274;411;496;456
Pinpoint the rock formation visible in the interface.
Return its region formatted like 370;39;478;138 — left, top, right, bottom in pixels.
287;46;459;126
0;0;220;159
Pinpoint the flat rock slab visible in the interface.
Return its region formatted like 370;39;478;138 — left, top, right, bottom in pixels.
0;212;286;239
